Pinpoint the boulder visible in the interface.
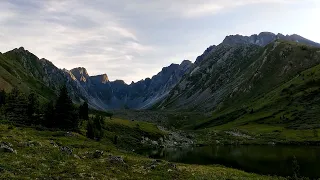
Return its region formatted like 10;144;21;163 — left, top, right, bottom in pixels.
0;142;16;154
21;141;42;147
168;163;177;169
73;154;81;159
60;146;73;155
50;140;58;147
109;155;125;164
65;132;75;137
93;150;104;158
151;141;158;146
150;165;156;169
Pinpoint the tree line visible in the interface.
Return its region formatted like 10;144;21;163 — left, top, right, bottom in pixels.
0;85;108;140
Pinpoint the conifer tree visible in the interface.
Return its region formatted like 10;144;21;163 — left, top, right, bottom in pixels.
79;101;89;120
86;120;94;139
5;87;28;124
27;92;39;124
44;100;55;128
94;115;104;140
86;115;104;140
55;85;78;129
0;89;6;107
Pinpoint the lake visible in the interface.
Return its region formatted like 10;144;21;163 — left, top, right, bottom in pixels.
138;145;320;178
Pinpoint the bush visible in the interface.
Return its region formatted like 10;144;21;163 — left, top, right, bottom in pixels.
313;129;318;138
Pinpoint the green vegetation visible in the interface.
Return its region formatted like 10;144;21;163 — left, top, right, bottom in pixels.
104;118;166;150
0;123;284;179
0;85;80;130
2;40;320;179
86;115;104;140
0;51;57;101
0;84;285;179
190;59;320;145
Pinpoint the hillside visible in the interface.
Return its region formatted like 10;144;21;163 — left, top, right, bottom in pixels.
1;32;319;112
158;40;320;113
0;47;192;109
192;60;320;142
0;119;283;180
2;31;320;179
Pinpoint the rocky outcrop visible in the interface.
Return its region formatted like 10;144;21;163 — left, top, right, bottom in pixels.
0;142;16;154
1;45;193;110
158;33;320;112
2;32;319;111
70;67;90;83
222;32;320;47
64;60;193;110
195;45;217;65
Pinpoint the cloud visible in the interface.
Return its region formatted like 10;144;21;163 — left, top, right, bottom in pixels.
0;0;319;83
116;0;302;18
0;0;156;82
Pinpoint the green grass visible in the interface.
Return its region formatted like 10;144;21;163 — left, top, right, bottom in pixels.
0;50;58;102
0;123;284;179
107;118;165;136
103;117;166;150
189;60;320;145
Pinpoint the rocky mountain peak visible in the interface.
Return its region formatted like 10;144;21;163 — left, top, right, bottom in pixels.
259;31;276;36
90;74;109;84
222;32;320;47
195;45;217;65
180;60;192;66
100;74;109;84
9;47;29;55
113;80;126;85
70;67;90;83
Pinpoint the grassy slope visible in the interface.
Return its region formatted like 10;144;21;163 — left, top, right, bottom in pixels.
0;119;283;179
193;60;320;145
104;118;166;150
0;52;56;101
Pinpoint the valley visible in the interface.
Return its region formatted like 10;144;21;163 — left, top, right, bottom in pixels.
2;32;320;179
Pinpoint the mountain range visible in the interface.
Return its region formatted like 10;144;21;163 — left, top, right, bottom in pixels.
0;46;193;109
1;32;320;114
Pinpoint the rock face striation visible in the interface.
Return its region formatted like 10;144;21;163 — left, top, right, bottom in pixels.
1;32;319;110
68;60;194;109
156;32;320;112
222;32;320;47
0;46;193;109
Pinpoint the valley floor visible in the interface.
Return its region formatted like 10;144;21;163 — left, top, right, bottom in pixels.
0;121;284;180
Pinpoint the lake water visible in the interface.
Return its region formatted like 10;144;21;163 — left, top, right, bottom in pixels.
138;145;320;178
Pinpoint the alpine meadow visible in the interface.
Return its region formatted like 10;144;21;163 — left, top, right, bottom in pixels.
1;1;320;179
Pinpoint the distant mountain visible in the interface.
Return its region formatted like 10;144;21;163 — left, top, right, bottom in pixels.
222;32;320;47
0;47;193;110
1;31;320;113
194;32;320;66
157;32;320;111
66;59;193;109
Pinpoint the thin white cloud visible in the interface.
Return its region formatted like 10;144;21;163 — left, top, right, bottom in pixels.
0;0;156;83
0;0;319;83
120;0;303;18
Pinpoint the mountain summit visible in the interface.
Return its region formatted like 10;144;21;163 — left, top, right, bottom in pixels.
222;32;320;47
1;31;319;111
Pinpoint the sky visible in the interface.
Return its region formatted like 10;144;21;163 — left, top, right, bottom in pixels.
0;0;319;83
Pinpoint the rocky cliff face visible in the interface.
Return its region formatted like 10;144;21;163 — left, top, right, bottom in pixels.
157;33;320;112
2;32;319;111
0;47;193;110
65;60;193;109
222;32;320;47
70;67;90;83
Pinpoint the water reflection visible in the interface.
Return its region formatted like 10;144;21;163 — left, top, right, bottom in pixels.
138;145;320;178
